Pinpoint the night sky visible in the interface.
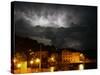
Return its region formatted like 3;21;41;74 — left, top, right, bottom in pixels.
13;2;97;50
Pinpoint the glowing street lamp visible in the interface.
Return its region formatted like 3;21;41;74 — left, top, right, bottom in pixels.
30;60;34;64
35;58;41;71
80;53;84;57
13;58;17;63
80;53;85;62
51;57;55;61
49;56;55;62
17;63;21;68
35;58;40;64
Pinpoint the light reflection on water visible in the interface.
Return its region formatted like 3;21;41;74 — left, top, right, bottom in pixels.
50;66;55;72
48;63;96;71
78;64;84;70
14;62;96;73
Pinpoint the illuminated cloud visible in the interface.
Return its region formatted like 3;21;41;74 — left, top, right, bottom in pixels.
14;2;97;49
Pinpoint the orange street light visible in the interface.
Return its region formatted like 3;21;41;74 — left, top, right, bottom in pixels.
13;58;17;63
80;53;84;57
17;63;21;68
51;57;55;62
35;58;40;64
30;60;34;64
35;58;41;71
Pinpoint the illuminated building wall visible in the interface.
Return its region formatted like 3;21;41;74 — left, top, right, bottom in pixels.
62;50;81;63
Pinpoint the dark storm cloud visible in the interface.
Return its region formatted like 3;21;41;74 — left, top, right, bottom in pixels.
14;2;97;49
14;2;97;28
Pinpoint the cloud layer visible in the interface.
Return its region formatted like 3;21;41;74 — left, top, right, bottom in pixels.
14;2;97;50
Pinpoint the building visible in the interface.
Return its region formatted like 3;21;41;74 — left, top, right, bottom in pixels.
61;49;84;64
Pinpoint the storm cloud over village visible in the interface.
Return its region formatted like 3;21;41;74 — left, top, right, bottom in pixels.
14;2;97;50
